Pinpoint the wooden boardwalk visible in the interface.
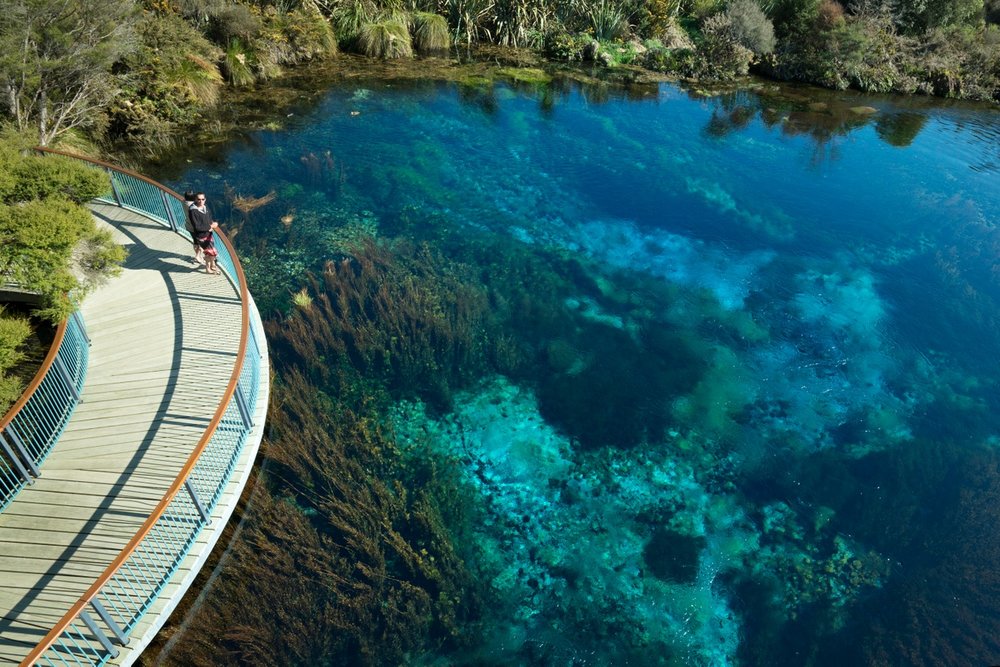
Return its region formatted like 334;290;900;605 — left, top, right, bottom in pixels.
0;203;268;665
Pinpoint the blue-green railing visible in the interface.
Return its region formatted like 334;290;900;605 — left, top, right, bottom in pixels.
24;150;267;667
0;311;88;512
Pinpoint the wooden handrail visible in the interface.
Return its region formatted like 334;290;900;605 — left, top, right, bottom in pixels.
20;151;253;666
0;319;67;432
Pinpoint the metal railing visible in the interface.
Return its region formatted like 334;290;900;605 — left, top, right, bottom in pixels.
22;149;267;666
0;311;89;512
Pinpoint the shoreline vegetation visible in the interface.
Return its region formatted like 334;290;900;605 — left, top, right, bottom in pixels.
0;0;997;156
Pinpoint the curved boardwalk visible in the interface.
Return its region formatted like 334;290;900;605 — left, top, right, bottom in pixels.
0;202;267;665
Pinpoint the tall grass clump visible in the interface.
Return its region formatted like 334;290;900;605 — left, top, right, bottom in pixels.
358;19;414;58
411;11;451;51
223;39;256;86
166;55;224;106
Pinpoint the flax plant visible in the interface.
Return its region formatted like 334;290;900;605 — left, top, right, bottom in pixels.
584;0;630;40
446;0;495;45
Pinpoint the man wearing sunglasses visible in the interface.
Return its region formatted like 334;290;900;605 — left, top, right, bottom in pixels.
189;193;221;274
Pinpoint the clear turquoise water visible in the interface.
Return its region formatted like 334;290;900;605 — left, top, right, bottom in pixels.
164;78;1000;665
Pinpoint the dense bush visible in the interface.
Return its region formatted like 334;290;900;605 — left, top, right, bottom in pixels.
912;25;1000;99
0;309;31;413
109;11;223;146
892;0;985;35
726;0;775;54
0;137;125;322
698;12;755;78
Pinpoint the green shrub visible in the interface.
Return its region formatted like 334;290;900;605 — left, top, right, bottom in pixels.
726;0;776;54
252;4;337;66
834;8;913;93
768;0;821;37
893;0;985;35
0;140;124;322
0;309;31;413
683;0;725;19
697;12;754;78
645;45;699;73
208;4;261;43
358;19;413;58
270;6;339;61
637;0;684;39
544;30;594;60
0;311;29;374
912;25;1000;99
108;12;223;144
988;0;1000;23
411;12;450;52
0;147;109;205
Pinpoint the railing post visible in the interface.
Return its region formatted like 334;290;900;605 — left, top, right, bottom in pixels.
90;599;128;646
108;168;122;206
185;479;211;524
234;384;252;429
0;431;35;483
72;309;91;346
3;427;40;478
160;190;178;232
54;355;81;402
79;610;121;658
248;322;263;360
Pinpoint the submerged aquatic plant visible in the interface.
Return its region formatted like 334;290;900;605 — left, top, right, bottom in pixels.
153;372;484;666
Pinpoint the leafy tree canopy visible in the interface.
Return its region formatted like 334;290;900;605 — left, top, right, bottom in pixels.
0;0;137;145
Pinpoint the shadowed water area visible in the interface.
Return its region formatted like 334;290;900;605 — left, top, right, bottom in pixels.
148;72;1000;666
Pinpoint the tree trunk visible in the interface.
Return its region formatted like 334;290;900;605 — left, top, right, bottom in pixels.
38;88;48;146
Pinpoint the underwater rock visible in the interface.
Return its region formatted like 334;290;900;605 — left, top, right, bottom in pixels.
536;323;704;449
643;528;707;584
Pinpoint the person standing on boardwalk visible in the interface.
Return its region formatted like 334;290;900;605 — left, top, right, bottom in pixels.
189;192;220;275
184;191;205;265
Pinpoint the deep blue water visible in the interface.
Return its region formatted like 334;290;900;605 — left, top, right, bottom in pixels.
164;76;1000;665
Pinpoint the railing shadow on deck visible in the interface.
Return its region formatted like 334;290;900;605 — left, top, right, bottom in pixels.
16;149;268;667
